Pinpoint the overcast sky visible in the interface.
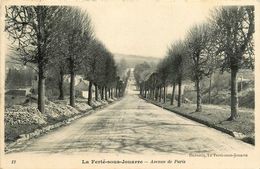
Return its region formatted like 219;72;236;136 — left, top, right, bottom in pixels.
81;1;215;58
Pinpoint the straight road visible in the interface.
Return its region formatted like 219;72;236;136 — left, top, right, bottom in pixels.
6;70;253;155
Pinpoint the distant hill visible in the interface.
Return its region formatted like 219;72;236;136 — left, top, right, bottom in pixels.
113;53;161;68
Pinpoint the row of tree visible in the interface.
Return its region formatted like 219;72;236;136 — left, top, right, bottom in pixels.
135;6;254;120
5;6;125;113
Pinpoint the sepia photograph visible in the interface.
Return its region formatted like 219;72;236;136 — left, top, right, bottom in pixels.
0;0;259;169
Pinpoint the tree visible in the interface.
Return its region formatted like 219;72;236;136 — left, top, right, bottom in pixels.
164;53;178;105
146;72;159;100
186;23;216;112
58;7;94;107
117;58;128;79
83;39;117;104
47;9;70;100
140;70;154;98
157;59;170;103
93;42;109;100
211;6;254;120
5;6;60;113
167;41;190;107
83;39;102;105
104;53;117;100
134;62;154;95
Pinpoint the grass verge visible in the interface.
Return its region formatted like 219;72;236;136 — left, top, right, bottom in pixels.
144;97;254;145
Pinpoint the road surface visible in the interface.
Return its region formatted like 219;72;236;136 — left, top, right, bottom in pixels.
6;70;253;155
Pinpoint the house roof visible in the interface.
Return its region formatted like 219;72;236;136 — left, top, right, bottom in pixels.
5;89;31;96
75;80;89;91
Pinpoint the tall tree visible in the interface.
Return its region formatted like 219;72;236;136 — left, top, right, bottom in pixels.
5;6;60;113
167;41;190;107
117;58;128;79
59;8;94;107
47;8;69;100
157;59;170;103
93;42;108;100
211;6;254;120
164;53;178;105
83;39;114;104
83;39;100;105
83;39;98;104
186;23;215;112
105;53;117;100
134;62;154;95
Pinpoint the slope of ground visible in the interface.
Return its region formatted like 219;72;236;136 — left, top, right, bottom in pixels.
183;70;254;108
4;99;104;143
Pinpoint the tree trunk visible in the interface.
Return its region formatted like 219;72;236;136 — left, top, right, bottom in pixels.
108;88;111;98
171;82;176;105
103;86;105;99
178;78;182;107
139;84;142;95
112;88;114;98
159;87;162;102
152;88;155;100
155;87;158;101
69;69;75;107
58;68;64;100
229;68;239;120
95;84;98;101
144;83;147;98
240;76;243;92
38;67;45;113
142;83;144;98
88;81;92;106
209;74;212;104
196;78;202;112
36;9;46;113
101;86;104;100
163;84;166;103
105;87;108;100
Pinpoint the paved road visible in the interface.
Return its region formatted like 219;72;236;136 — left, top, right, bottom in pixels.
6;71;253;155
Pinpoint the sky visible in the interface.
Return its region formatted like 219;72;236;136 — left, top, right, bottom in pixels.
81;1;216;58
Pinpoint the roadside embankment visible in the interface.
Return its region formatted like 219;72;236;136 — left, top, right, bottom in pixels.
5;97;119;153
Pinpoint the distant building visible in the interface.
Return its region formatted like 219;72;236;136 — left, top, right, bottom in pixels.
63;74;85;86
75;79;93;98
